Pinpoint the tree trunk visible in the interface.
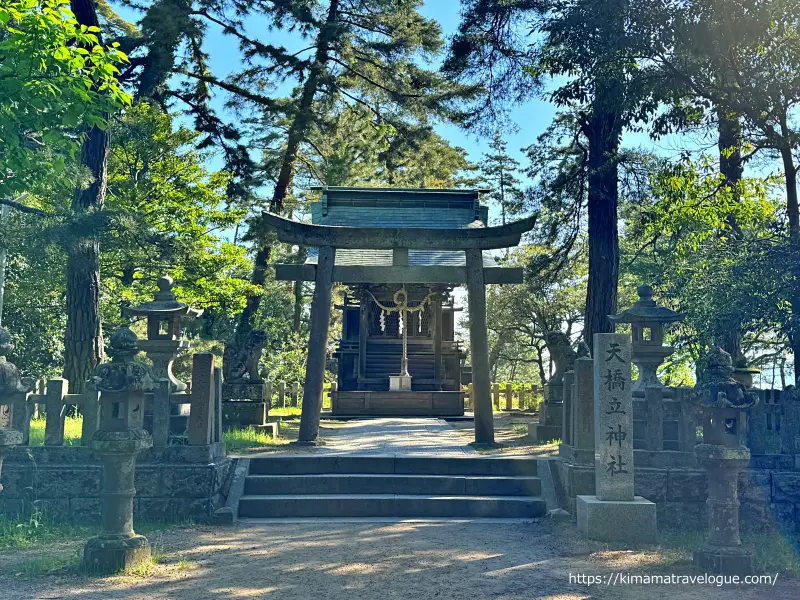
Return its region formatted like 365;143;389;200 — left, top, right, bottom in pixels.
780;145;800;384
63;0;108;393
234;0;340;340
583;108;621;345
714;109;744;361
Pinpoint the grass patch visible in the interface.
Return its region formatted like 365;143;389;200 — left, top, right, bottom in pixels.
269;406;302;417
28;416;83;447
224;426;284;452
512;423;529;434
0;512;94;551
13;549;82;577
657;529;800;576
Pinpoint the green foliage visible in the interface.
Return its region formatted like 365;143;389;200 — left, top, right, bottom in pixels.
0;0;130;198
624;155;790;368
102;102;255;324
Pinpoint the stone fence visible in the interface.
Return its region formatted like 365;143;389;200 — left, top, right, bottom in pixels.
462;382;544;412
552;356;800;535
0;353;231;524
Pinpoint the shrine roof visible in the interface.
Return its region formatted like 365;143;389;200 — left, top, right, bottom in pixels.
301;187;497;269
309;186;489;229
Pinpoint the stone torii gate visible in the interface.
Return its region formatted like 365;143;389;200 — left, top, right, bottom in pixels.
263;212;536;445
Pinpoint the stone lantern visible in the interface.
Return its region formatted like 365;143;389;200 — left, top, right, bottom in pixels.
732;357;760;389
691;347;758;575
0;327;28;491
123;275;203;393
609;285;683;396
83;326;154;574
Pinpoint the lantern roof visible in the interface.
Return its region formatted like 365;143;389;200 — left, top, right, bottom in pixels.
123;275;203;318
609;285;683;325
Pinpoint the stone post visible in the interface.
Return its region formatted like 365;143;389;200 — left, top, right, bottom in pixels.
645;385;664;451
518;386;527;410
505;383;513;411
492;383;500;411
571;356;595;464
214;367;223;443
80;387;101;446
0;327;28;491
691;348;757;575
83;326;153;574
44;378;68;446
278;383;286;409
188;353;214;446
576;333;656;543
291;382;300;407
561;370;575;445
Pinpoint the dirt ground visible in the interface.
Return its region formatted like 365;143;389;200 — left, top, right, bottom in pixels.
1;520;797;600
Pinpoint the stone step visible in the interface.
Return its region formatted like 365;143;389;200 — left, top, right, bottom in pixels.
248;455;539;476
244;474;542;497
238;494;547;519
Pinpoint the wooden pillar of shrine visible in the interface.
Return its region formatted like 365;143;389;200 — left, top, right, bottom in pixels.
466;248;494;444
297;245;336;443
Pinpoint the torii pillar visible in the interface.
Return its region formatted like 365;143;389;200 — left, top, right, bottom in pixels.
263;212;536;445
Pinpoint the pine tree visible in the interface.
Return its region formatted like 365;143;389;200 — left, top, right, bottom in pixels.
479;133;524;226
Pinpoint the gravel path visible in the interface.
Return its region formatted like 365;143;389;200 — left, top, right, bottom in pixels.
1;521;797;600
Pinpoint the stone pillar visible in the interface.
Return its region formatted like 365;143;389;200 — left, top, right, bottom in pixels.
561;370;574;445
291;382;300;407
505;383;513;411
645;385;664;451
519;386;527;410
691;347;757;575
151;379;171;447
465;248;494;444
188;353;214;446
80;387;101;446
278;383;286;408
297;245;336;444
83;326;153;574
213;367;223;443
571;356;595;464
44;378;68;446
492;383;500;411
576;333;656;543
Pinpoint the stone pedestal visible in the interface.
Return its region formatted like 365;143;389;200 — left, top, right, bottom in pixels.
578;334;657;543
529;383;563;442
577;495;657;543
389;375;412;391
221;381;269;429
83;432;152;573
693;444;754;575
0;428;23;492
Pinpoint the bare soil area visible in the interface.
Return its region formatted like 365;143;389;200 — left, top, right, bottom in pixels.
1;520;797;600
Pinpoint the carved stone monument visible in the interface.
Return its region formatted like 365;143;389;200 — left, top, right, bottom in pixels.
691;347;757;575
83;326;153;574
529;331;577;442
221;329;269;429
576;333;657;543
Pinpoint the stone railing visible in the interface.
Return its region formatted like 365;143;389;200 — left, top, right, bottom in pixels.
8;353;223;449
462;382;544;412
